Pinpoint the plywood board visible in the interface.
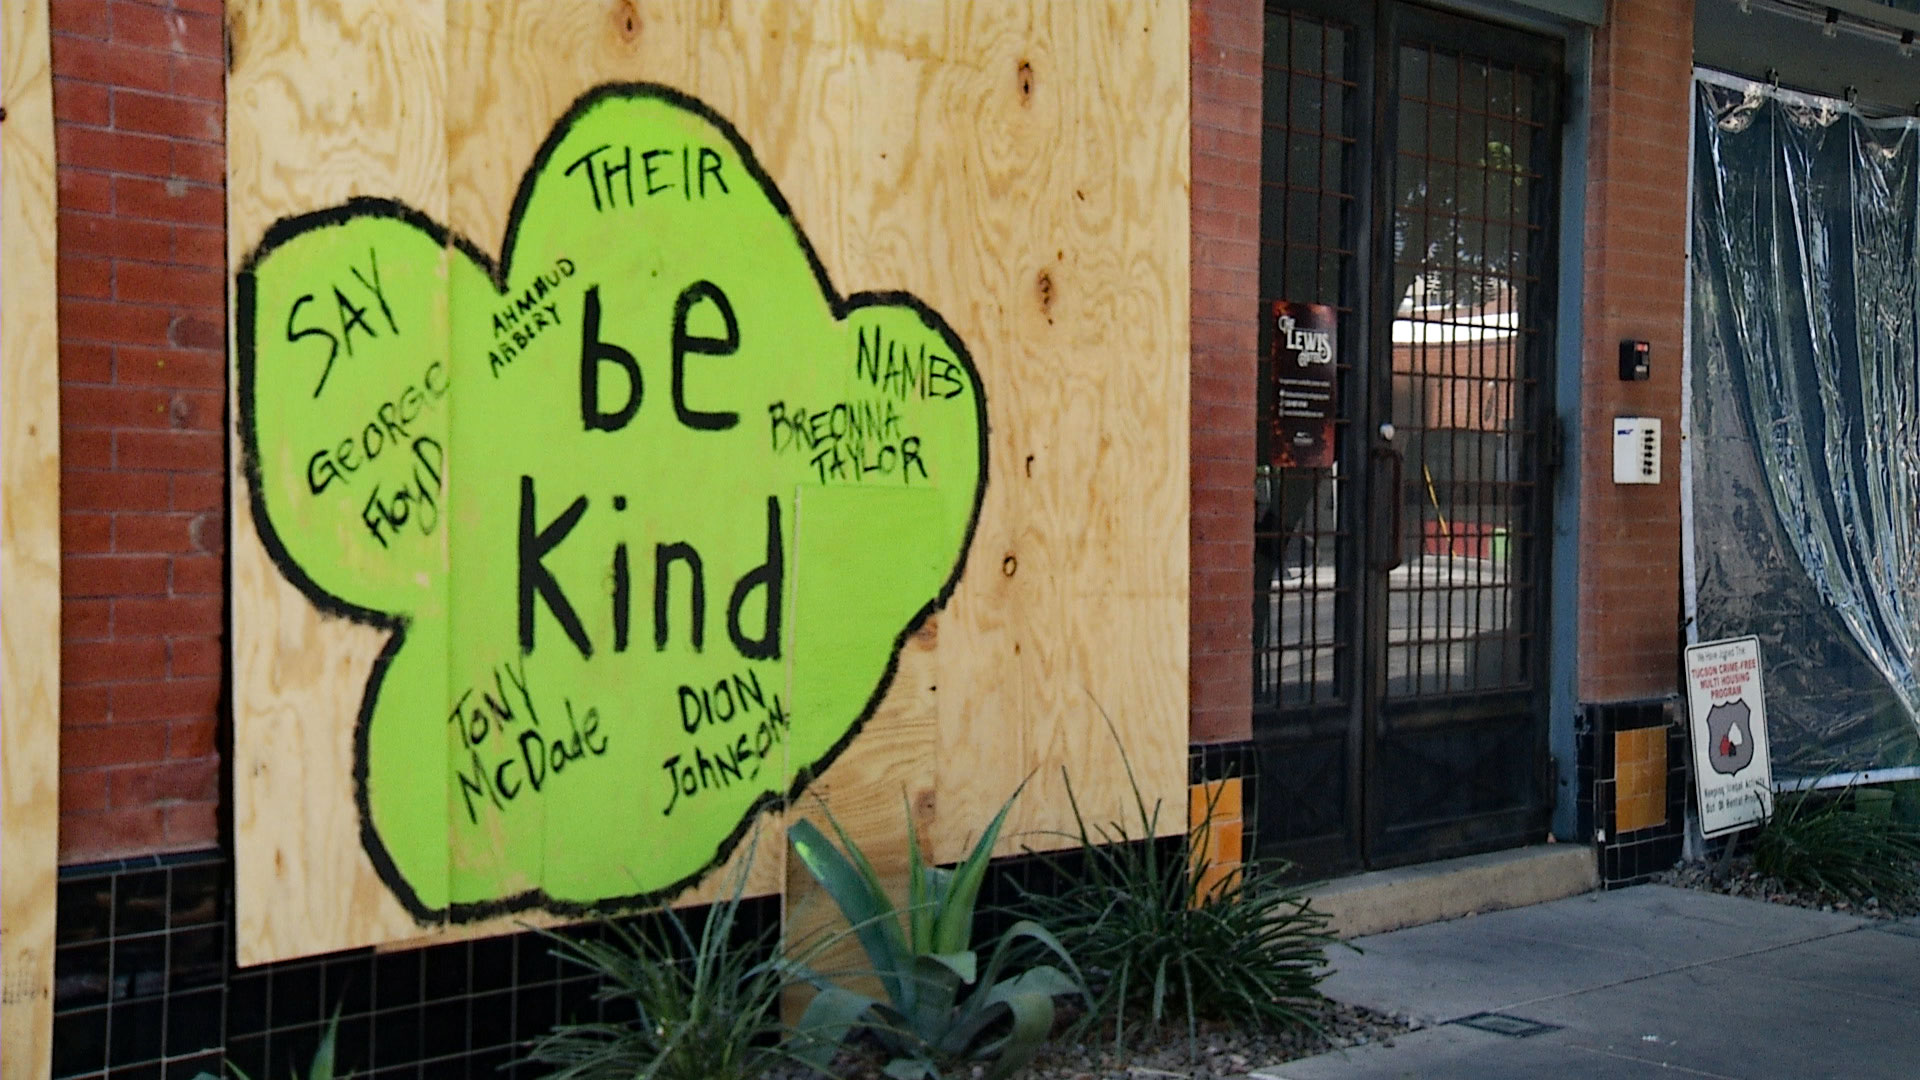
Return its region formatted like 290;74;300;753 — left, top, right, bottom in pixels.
1;0;62;1072
230;0;1187;965
227;0;459;964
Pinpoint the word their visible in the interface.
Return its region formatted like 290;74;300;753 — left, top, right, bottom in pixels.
564;143;731;211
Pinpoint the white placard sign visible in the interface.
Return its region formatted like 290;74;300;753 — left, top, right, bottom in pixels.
1684;636;1773;838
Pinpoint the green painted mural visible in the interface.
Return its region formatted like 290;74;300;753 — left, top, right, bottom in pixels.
236;84;988;922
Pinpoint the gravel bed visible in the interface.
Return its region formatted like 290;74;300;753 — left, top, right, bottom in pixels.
1653;854;1920;919
768;999;1416;1080
1018;1000;1416;1080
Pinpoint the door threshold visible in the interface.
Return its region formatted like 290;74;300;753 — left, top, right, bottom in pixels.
1303;843;1597;939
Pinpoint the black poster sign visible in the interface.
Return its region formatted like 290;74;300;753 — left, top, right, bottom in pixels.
1270;301;1337;469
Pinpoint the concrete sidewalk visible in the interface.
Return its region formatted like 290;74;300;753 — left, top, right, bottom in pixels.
1257;885;1920;1080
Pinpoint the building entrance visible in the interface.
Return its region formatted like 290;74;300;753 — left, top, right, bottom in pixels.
1253;1;1563;873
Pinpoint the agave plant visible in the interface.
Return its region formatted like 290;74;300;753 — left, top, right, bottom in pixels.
785;788;1087;1080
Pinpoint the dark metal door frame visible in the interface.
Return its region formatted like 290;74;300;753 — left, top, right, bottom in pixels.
1255;0;1562;874
1252;0;1376;875
1364;2;1562;867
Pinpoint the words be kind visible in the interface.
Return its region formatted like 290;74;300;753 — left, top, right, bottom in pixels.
487;264;793;823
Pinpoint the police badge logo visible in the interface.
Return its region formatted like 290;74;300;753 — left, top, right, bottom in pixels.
1705;699;1755;776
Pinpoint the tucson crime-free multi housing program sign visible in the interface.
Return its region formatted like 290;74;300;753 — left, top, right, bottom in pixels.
237;84;988;922
1684;636;1773;838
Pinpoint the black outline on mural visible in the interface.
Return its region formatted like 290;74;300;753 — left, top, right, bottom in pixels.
234;82;990;925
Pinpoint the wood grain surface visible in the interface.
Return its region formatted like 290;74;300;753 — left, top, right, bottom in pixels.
2;0;62;1072
229;0;1188;966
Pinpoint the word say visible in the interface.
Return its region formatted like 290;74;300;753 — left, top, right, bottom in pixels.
286;247;399;398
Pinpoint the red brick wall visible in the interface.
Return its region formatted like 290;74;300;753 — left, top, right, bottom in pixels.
1189;0;1262;745
51;0;226;861
1576;0;1692;702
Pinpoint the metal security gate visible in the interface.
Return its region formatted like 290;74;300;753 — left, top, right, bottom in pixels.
1253;1;1561;874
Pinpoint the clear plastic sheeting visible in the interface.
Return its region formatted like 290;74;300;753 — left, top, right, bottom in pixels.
1689;71;1920;779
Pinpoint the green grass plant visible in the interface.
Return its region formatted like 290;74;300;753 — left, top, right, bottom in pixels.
517;847;814;1080
1750;787;1920;904
1014;733;1338;1056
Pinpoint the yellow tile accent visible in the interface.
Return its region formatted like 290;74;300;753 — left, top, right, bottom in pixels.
1188;778;1246;906
1614;728;1667;834
1189;777;1242;828
1207;818;1243;864
1196;861;1243;904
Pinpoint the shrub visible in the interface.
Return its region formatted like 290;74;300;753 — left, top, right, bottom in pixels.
785;787;1087;1080
1751;787;1920;904
1015;742;1338;1055
517;851;805;1080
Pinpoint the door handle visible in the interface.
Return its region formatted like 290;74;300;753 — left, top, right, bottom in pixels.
1371;443;1405;573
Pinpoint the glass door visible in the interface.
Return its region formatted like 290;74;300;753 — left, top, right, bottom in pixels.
1255;0;1562;872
